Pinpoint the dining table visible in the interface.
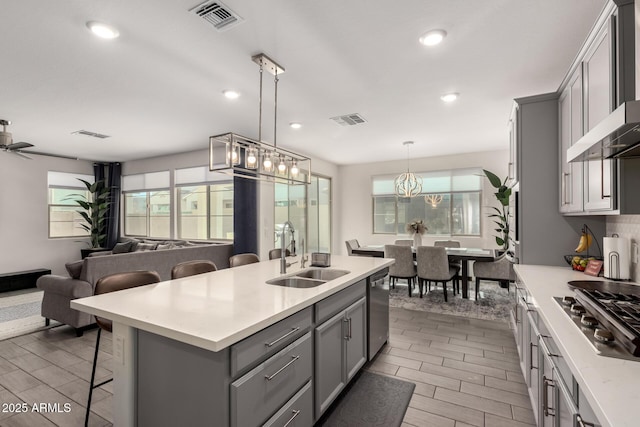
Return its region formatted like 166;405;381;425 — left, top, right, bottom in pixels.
351;245;499;299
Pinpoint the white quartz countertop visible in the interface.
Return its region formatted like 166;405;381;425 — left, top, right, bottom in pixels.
514;264;640;427
71;255;393;352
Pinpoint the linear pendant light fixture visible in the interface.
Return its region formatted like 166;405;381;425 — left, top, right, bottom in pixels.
209;53;311;185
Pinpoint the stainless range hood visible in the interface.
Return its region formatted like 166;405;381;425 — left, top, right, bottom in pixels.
567;100;640;162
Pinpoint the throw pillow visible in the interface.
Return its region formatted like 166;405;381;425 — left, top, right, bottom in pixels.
112;241;133;254
135;242;158;251
65;260;84;279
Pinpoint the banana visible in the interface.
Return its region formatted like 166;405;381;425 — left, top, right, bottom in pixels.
575;233;592;253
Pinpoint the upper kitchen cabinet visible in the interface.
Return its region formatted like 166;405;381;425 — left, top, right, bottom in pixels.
558;67;584;213
559;0;637;215
583;15;615;211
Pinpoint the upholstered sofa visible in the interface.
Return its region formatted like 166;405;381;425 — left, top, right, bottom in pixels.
37;241;234;335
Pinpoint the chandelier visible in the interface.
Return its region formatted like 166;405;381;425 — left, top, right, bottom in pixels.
209;54;311;185
394;141;422;197
424;194;443;207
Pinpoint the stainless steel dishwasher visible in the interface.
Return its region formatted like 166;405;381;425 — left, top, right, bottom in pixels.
367;267;389;360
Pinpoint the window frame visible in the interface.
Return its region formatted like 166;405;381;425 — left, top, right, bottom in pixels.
122;188;171;239
175;181;234;241
47;185;92;239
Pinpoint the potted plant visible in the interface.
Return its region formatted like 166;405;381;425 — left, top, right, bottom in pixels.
66;179;111;257
482;169;512;254
406;219;427;247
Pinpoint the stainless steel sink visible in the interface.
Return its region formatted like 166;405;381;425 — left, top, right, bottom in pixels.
293;268;350;281
266;277;326;288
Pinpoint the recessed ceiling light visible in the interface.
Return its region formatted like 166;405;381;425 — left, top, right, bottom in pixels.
86;21;120;39
419;29;446;46
223;90;240;99
289;122;302;129
440;93;459;103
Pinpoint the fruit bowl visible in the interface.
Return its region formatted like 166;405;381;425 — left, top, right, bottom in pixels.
563;255;602;271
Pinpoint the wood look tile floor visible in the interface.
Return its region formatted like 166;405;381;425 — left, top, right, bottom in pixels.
366;307;535;427
0;307;534;426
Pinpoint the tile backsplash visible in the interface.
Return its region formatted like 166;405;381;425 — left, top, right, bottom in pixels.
606;215;640;283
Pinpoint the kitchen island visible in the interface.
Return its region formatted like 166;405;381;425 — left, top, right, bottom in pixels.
514;264;640;427
72;254;393;427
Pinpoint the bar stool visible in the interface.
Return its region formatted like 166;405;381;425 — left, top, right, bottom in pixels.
171;260;217;279
268;249;291;260
85;270;161;426
229;253;260;267
345;239;360;255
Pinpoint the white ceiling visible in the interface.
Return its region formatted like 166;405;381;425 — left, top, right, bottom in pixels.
2;0;607;165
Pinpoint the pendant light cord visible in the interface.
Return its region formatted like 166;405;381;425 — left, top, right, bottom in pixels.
274;70;279;148
258;65;263;141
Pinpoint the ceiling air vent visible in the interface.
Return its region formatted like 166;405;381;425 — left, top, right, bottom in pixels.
330;113;367;126
190;1;243;31
72;130;110;139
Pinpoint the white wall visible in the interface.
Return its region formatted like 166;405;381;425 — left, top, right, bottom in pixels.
336;149;510;254
0;154;94;275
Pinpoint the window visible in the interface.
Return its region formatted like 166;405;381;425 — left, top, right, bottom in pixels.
372;168;481;236
175;166;234;240
275;173;332;253
47;172;93;238
176;183;233;240
122;171;170;238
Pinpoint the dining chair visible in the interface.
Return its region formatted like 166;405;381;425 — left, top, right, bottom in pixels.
229;253;260;267
472;253;516;301
85;270;161;426
268;248;291;260
416;246;458;301
345;239;360;255
394;239;413;246
171;260;217;279
384;244;417;297
434;240;462;293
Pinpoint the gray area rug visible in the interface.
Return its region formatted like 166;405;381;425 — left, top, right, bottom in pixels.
0;301;42;323
389;281;512;322
317;371;415;427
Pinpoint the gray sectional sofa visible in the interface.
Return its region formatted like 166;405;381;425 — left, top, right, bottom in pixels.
37;241;234;335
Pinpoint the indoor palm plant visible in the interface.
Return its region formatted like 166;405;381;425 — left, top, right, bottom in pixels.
483;169;512;252
67;179;111;249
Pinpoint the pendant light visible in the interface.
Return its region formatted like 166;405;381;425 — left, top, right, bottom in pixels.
209;53;311;185
394;141;422;197
424;194;443;207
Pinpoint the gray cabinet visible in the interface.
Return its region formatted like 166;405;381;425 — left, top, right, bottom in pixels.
508;104;519;184
559;67;584;213
315;296;367;419
583;17;615;212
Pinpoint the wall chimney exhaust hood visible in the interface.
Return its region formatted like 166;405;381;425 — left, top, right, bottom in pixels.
567;100;640;162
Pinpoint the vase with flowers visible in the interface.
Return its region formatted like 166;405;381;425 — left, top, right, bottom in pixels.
406;219;427;247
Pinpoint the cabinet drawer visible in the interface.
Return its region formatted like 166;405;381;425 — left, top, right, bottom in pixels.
231;307;312;376
231;332;313;427
262;381;312;427
315;280;366;324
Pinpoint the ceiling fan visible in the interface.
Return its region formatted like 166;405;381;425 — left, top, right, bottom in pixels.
0;119;34;159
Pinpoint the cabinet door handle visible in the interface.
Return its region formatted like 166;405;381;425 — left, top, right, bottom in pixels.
563;172;571;205
283;410;301;427
542;376;555;417
539;335;561;358
343;318;350;340
508;162;514;180
264;355;300;381
529;342;538;370
265;327;300;348
601;156;610;199
348;317;352;339
576;414;595;427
